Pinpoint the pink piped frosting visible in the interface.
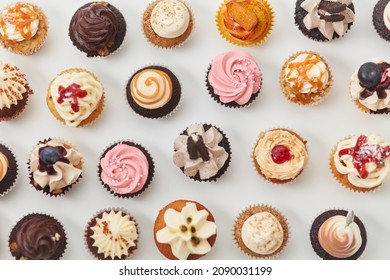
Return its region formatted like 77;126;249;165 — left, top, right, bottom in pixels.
208;50;261;105
100;143;149;195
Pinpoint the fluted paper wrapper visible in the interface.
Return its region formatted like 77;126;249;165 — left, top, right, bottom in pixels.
0;142;18;197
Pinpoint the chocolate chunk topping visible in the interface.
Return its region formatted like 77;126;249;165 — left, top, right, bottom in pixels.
319;1;347;14
187;134;210;161
321;14;345;22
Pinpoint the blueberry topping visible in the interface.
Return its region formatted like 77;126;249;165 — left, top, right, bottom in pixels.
358;62;382;89
39;146;63;165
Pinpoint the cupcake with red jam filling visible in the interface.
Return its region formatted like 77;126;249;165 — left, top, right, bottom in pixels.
350;60;390;114
206;50;262;108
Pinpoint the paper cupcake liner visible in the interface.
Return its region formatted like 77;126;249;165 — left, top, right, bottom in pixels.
27;137;84;197
280;51;333;106
216;0;274;47
251;127;309;186
329;135;383;194
154;199;217;260
294;0;355;42
205;64;262;109
97;140;155;199
309;208;367;260
8;212;67;260
0;2;49;55
47;68;105;128
84;207;139;260
233;204;289;259
141;0;195;49
0;142;18;197
373;0;390;42
173;123;232;182
124;64;182;119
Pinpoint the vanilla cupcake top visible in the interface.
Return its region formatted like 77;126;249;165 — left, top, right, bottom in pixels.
0;62;28;109
0;2;40;42
49;69;103;127
0;151;8;182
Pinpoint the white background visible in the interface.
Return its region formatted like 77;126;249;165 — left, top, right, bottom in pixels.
0;0;389;260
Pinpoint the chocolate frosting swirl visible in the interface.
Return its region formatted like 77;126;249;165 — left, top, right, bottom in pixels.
70;3;118;53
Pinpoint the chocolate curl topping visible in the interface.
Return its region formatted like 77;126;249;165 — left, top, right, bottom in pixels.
187;134;210;161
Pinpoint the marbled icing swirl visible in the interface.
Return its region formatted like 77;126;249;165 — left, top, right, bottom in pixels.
0;62;28;109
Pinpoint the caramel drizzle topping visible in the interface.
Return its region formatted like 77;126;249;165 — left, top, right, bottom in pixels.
132;70;172;105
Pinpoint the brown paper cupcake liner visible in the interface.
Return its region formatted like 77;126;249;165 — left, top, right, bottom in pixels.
84;207;139;260
251;127;309;185
309;208;367;260
27;137;83;197
97;140;155;198
216;0;274;47
280;51;333;106
0;142;18;197
233;204;289;259
173;123;232;182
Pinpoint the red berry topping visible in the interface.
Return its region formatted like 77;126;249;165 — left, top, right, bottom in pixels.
57;83;88;112
271;145;292;164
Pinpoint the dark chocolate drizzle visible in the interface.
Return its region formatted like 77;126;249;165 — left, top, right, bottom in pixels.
360;62;390;100
38;146;69;175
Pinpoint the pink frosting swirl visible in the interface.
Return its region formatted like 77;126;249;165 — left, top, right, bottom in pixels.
100;143;149;195
208;50;261;105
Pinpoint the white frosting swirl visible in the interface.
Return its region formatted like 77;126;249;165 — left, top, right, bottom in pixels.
151;0;190;38
241;212;283;255
334;134;390;188
0;151;8;181
384;2;390;31
49;70;103;127
90;210;138;259
0;62;27;109
254;129;308;181
130;69;172;109
156;202;216;260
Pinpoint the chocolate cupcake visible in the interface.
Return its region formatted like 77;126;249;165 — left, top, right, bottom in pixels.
295;0;355;41
373;0;390;42
98;141;154;198
28;138;83;196
310;209;367;260
85;208;139;260
126;65;181;119
0;62;33;121
173;123;231;182
69;2;126;57
154;200;217;260
9;213;67;260
0;143;18;196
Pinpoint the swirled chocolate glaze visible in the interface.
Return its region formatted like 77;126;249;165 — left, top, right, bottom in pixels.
9;214;66;260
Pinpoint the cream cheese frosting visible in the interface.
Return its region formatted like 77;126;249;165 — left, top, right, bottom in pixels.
318;215;362;259
90;210;138;259
384;2;390;31
30;140;82;192
173;124;229;180
0;151;8;181
334;134;390;188
254;129;308;181
208;50;261;105
130;68;172;109
0;3;39;42
301;0;355;41
150;0;190;38
0;62;28;109
156;202;216;260
49;70;103;127
241;212;283;255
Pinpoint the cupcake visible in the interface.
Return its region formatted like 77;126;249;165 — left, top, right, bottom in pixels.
126;66;181;119
28;138;83;196
350;60;390;114
85;209;139;260
9;213;67;260
0;143;18;196
233;204;289;259
142;0;194;48
0;2;48;55
280;51;332;106
173;123;231;182
206;50;262;108
330;134;390;193
252;128;308;184
98;141;154;198
69;1;126;57
294;0;355;42
154;200;217;260
47;68;105;128
310;209;367;260
0;62;33;121
373;0;390;42
216;0;274;47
